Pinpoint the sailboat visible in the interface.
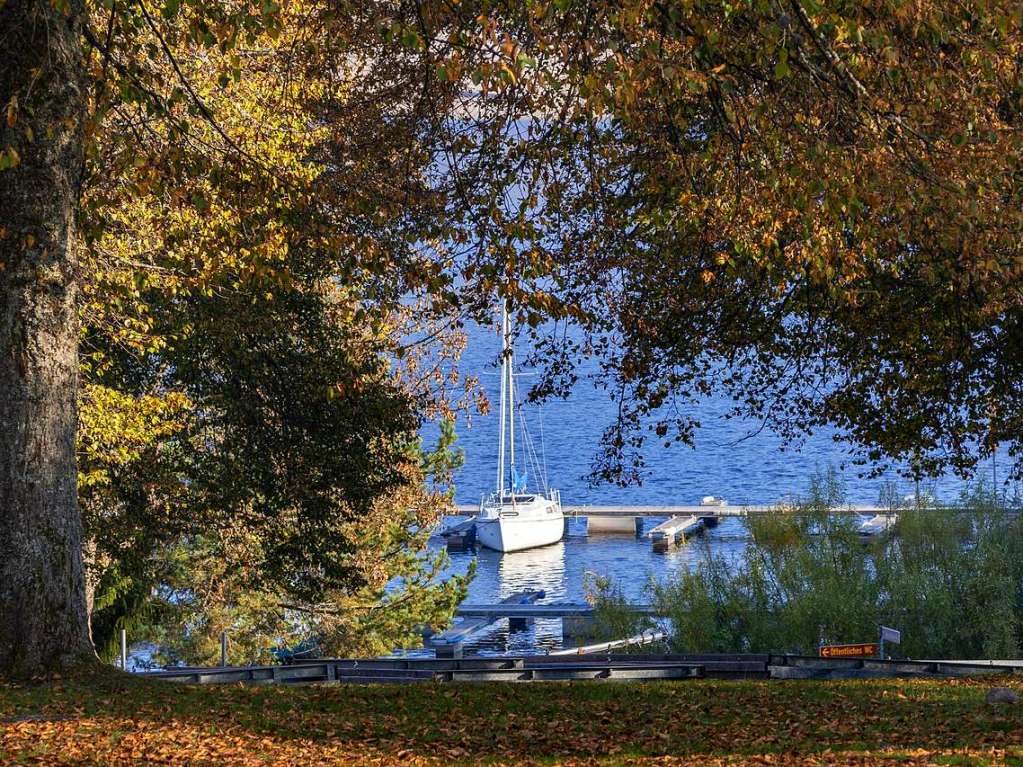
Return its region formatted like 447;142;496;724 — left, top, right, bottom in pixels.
475;301;564;553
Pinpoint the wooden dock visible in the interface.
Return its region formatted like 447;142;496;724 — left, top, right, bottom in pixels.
440;504;894;551
440;504;1012;552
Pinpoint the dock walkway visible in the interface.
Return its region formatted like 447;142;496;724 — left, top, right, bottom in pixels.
452;504;892;517
455;603;656;618
429;590;546;657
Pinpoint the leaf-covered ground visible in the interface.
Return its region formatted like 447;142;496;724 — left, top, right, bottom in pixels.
1;672;1022;765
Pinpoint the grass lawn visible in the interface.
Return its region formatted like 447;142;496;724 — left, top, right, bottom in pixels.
1;672;1022;765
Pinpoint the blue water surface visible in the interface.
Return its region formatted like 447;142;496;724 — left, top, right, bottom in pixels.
433;318;985;507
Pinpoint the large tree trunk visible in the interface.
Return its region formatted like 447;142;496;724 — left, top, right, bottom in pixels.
0;0;95;677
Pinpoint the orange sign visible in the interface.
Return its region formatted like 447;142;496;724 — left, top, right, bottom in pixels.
820;643;879;658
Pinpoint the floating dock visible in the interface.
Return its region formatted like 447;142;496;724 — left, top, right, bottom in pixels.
441;516;477;549
648;515;705;550
586;515;644;534
428;590;546;657
441;504;983;552
452;601;656;643
453;504;891;518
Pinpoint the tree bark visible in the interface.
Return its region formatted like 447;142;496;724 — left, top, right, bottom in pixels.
0;0;95;677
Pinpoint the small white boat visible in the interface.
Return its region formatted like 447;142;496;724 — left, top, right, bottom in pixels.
858;513;898;539
475;301;564;553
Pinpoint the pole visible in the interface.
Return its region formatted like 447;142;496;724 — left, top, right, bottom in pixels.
990;411;998;509
507;301;515;498
993;447;998;510
120;628;127;671
912;449;921;509
496;302;507;495
221;631;228;667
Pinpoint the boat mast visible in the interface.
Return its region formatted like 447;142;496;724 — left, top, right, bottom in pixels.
507;299;516;497
496;301;508;495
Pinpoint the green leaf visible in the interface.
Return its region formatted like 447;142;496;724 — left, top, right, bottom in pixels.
400;30;422;50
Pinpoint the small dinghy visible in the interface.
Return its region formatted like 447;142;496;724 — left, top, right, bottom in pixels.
858;513;898;540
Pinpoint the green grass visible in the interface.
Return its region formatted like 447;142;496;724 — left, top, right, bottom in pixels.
1;672;1022;765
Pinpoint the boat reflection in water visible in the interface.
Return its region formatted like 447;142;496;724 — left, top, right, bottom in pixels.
470;541;567;655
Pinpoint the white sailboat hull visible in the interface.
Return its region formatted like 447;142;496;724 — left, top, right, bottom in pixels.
476;509;564;553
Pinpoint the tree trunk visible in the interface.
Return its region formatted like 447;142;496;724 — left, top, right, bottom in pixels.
0;0;95;677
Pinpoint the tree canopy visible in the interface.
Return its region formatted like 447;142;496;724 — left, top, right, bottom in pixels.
416;0;1023;485
74;0;488;662
4;0;1023;676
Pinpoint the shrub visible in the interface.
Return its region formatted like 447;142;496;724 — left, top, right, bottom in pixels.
607;469;1023;659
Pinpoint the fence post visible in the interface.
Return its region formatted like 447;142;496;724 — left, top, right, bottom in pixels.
221;631;228;667
120;629;127;671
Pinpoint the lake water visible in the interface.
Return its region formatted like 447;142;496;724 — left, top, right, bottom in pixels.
431;319;989;508
426;519;744;655
416;319;1007;655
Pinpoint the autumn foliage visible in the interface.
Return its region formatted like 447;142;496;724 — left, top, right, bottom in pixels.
75;0;479;662
2;674;1023;765
408;0;1023;485
6;0;1023;678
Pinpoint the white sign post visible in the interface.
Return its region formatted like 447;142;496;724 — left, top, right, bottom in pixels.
879;626;901;659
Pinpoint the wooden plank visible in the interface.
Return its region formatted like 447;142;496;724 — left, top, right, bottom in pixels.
429;617;491;644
